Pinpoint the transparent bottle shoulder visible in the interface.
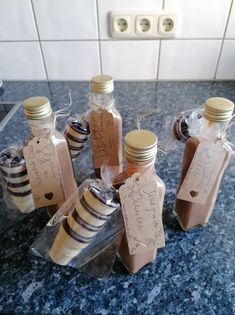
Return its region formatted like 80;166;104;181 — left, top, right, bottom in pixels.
108;105;122;119
26;129;68;146
152;173;166;192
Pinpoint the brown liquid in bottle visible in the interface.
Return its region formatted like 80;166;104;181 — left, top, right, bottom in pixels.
89;75;123;181
92;108;123;179
23;96;77;215
47;131;77;216
175;136;231;230
119;157;165;274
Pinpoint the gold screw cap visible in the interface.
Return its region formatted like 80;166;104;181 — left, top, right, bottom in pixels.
203;97;234;122
23;96;52;120
91;75;114;94
125;129;158;161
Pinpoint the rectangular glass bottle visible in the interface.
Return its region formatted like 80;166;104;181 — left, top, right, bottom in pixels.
89;75;123;180
118;129;165;274
175;97;234;230
23;96;77;214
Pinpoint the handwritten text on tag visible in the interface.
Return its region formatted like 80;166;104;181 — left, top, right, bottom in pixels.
23;137;65;208
90;109;120;168
177;140;227;204
119;173;165;255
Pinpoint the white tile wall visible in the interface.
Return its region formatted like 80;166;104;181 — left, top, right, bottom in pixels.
0;0;37;40
32;0;98;40
164;0;231;38
159;40;222;80
41;41;100;80
226;1;235;38
0;42;46;80
216;40;235;79
0;0;235;80
101;41;159;80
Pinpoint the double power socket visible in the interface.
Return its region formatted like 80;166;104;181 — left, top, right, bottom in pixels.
109;11;178;38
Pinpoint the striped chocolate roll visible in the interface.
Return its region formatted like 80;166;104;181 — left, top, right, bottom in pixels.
172;114;190;143
0;148;35;213
49;181;119;266
64;120;90;160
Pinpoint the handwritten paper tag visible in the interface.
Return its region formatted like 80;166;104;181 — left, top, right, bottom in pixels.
90;109;120;169
23;137;65;208
177;140;227;204
119;173;165;255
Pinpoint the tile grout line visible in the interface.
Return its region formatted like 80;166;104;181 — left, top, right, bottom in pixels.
96;0;103;74
157;0;166;80
30;0;49;81
0;38;234;43
214;0;234;80
156;41;162;80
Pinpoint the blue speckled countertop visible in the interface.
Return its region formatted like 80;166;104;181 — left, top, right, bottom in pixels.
0;81;235;315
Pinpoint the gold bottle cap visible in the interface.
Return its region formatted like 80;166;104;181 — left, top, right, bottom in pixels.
23;96;52;120
91;75;114;94
125;129;158;161
203;97;234;122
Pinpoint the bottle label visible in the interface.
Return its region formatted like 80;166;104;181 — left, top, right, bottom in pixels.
119;173;165;255
23;137;65;207
177;139;227;204
90;109;120;169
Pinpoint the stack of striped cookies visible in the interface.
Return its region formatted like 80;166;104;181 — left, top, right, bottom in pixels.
64;119;90;160
49;181;119;266
0;148;35;213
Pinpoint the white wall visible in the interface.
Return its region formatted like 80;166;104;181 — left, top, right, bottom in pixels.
0;0;234;81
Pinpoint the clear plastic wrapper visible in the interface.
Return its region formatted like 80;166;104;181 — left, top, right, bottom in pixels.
174;98;235;231
0;147;35;213
87;75;123;180
64;113;90;160
171;106;204;144
22;96;77;214
31;178;124;279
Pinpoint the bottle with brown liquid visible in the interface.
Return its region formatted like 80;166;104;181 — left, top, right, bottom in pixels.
118;129;166;274
175;97;234;231
23;96;77;214
89;75;123;179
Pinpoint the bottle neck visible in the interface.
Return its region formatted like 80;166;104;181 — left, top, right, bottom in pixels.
201;118;229;140
91;91;114;110
125;156;156;178
27;114;54;137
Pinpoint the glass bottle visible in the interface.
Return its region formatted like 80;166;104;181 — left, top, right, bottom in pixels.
118;129;166;274
175;97;234;231
23;96;77;213
89;75;123;179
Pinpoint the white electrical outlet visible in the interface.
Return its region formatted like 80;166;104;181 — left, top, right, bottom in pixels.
135;16;153;36
112;15;131;35
158;14;177;36
109;11;179;38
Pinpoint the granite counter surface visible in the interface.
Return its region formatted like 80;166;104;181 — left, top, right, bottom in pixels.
0;81;235;315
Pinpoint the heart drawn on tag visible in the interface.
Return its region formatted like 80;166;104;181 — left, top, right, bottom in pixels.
190;191;199;198
44;192;54;200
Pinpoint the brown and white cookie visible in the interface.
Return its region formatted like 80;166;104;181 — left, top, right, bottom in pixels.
64;120;90;159
172;114;190;143
0;148;35;213
49;181;119;266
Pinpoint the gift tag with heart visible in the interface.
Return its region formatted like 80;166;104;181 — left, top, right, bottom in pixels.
177;139;227;204
23;137;65;208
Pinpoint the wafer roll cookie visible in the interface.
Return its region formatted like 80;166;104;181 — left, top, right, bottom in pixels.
49;183;119;266
9;193;35;213
64;120;90;159
49;223;87;266
0;148;35;213
83;189;116;215
7;181;31;193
